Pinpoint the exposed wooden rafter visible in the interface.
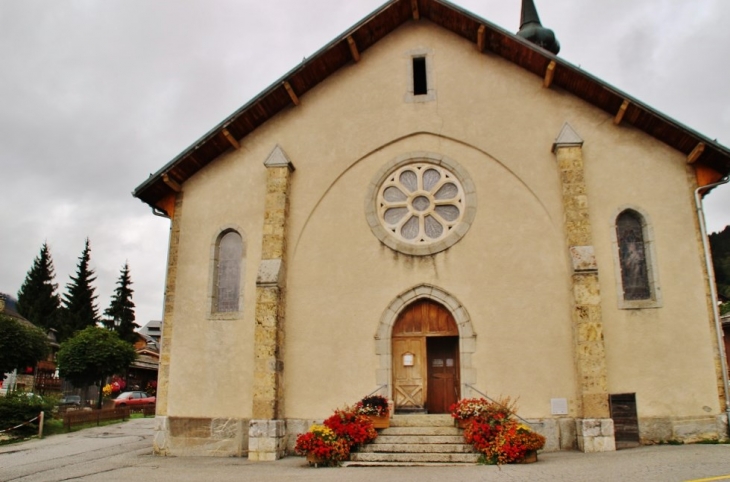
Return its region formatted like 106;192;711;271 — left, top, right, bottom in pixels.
347;36;360;62
614;99;629;125
283;81;300;106
543;60;556;88
221;128;240;150
162;173;181;192
687;142;706;164
476;25;486;52
133;0;730;210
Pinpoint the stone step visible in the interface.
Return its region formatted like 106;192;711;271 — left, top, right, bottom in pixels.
389;414;454;427
379;426;461;436
349;452;480;464
374;435;465;444
343;414;478;467
342;461;474;467
360;443;474;453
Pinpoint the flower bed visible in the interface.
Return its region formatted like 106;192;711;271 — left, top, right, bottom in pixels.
294;425;350;466
451;396;546;464
324;408;377;449
296;394;390;467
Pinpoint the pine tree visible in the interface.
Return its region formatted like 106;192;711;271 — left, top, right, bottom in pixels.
103;262;137;343
59;238;100;341
16;242;61;330
710;226;730;300
710;226;730;315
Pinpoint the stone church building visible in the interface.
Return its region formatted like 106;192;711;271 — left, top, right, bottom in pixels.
134;0;730;460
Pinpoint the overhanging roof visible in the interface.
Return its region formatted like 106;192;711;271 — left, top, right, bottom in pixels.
133;0;730;212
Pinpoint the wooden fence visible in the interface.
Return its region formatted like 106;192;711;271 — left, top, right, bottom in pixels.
62;405;156;431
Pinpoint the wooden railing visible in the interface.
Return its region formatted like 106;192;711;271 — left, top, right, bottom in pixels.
63;407;130;431
62;405;156;430
36;360;57;371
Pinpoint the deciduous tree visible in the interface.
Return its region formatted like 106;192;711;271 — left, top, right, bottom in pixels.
57;326;136;408
0;314;49;376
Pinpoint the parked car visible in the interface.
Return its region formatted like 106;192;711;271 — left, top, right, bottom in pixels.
58;395;81;408
113;391;156;407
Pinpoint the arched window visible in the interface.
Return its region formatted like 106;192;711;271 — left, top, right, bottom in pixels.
613;208;661;308
617;210;650;300
214;230;243;313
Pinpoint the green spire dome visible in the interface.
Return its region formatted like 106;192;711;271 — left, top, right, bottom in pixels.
517;0;560;55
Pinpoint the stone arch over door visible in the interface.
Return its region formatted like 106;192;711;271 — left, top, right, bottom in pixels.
375;284;476;403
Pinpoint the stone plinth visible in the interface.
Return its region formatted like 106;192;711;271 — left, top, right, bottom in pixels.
248;419;287;461
153;415;247;457
576;418;616;453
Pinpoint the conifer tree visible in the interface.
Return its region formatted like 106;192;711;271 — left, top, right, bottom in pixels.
103;262;137;343
59;238;99;341
710;225;730;315
16;242;61;330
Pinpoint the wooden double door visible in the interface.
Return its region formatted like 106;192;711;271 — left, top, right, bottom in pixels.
392;300;460;414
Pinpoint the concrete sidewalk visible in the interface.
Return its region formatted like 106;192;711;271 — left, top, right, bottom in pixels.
2;417;730;481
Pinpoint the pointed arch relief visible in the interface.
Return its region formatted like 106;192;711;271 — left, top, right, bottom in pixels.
292;131;559;259
374;284;477;401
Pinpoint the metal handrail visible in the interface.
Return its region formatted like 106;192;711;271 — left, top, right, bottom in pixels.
366;385;388;398
464;384;541;426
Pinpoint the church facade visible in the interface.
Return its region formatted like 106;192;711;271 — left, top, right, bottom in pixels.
134;0;730;459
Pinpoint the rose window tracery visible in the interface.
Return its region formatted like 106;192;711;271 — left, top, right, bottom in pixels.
365;153;475;256
377;162;466;246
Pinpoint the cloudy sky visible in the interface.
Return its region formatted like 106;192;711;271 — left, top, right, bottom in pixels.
1;0;728;328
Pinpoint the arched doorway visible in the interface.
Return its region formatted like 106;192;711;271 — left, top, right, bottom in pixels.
392;299;460;413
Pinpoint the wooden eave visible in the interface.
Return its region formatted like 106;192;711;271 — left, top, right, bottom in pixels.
133;0;730;213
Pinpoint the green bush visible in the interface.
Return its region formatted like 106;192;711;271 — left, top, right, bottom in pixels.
0;392;55;438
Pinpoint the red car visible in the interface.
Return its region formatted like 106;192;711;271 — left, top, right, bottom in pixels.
113;391;156;407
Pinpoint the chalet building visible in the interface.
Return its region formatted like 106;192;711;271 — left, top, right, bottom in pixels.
127;328;160;394
133;0;730;460
138;319;162;347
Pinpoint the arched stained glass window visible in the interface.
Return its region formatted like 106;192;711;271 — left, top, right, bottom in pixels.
215;230;242;312
616;210;650;301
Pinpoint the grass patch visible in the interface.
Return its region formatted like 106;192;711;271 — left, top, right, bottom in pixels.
657;439;684;445
695;439;730;445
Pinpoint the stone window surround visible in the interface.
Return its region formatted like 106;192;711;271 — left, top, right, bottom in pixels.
207;225;246;320
374;284;477;401
404;47;436;103
610;206;662;310
365;151;477;256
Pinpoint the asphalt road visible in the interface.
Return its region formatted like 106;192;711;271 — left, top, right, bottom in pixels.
1;417;730;482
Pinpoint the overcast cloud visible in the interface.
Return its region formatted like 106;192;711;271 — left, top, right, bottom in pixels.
1;0;728;328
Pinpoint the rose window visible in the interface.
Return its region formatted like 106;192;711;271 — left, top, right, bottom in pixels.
377;163;465;245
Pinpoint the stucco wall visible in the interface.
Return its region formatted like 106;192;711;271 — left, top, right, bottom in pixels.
163;20;721;431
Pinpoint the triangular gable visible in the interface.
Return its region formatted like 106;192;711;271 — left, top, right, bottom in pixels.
133;0;730;214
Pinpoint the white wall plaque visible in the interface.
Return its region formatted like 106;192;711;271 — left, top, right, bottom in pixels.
551;398;569;415
402;353;414;367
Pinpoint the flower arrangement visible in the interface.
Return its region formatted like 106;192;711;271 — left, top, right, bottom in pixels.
294;425;350;466
297;396;388;467
106;376;126;397
146;380;157;396
324;407;377;449
102;384;113;398
450;397;515;421
514;424;547;452
456;397;545;464
355;395;389;417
